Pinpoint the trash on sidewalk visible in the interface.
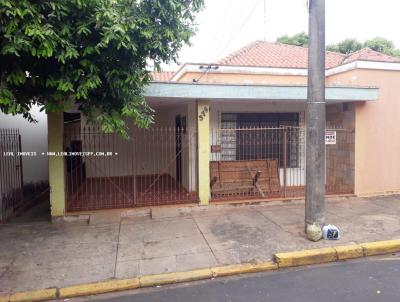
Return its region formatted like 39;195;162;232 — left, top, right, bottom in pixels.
322;225;340;240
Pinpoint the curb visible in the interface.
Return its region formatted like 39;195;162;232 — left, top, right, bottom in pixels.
59;278;140;299
1;240;399;302
275;247;338;267
361;240;400;256
211;261;278;277
139;268;213;288
5;289;57;302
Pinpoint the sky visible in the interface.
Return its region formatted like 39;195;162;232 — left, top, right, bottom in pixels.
165;0;400;70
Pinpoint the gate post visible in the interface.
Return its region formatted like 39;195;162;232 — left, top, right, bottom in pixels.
197;100;210;205
48;111;66;217
283;128;288;197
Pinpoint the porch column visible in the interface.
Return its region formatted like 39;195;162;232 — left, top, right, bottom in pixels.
197;100;210;205
48;111;66;217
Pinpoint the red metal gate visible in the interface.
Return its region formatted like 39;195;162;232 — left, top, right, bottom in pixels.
0;129;23;221
64;126;198;211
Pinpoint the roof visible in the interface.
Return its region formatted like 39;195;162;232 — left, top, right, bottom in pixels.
217;41;345;69
150;41;400;82
342;48;400;64
217;41;400;69
150;71;175;82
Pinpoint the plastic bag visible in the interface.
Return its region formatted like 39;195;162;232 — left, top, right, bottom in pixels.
322;224;340;240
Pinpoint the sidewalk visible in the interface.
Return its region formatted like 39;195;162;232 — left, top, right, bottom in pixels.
1;195;399;294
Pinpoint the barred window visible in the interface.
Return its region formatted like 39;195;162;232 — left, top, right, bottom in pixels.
220;113;299;167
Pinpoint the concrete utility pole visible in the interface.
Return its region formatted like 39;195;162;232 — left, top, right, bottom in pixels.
305;0;326;241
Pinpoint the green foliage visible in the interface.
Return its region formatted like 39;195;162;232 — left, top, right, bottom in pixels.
279;32;400;58
0;0;204;135
363;37;399;56
328;37;400;57
276;32;308;47
326;38;362;54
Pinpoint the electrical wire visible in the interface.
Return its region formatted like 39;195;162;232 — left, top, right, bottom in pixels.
195;0;264;82
214;0;262;62
208;1;245;63
202;0;235;63
263;0;266;41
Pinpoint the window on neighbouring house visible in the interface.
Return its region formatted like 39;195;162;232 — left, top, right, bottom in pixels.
220;112;300;167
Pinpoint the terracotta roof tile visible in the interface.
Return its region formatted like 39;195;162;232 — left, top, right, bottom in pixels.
149;43;400;82
150;71;175;82
342;48;400;64
218;41;345;69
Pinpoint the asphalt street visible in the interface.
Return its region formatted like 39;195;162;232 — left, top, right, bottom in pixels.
72;254;400;302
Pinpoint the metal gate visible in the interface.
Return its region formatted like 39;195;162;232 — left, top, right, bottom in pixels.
0;129;23;221
210;126;354;201
64;126;198;211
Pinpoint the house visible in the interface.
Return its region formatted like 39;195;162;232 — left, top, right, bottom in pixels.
48;41;400;218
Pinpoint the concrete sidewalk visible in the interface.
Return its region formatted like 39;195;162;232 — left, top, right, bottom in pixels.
1;195;399;294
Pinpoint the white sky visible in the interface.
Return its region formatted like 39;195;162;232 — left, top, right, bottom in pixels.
165;0;400;70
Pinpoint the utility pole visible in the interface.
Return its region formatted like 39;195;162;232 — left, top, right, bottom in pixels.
305;0;326;241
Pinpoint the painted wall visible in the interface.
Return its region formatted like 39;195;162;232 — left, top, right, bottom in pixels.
72;103;198;192
0;105;48;185
328;69;400;195
178;72;308;85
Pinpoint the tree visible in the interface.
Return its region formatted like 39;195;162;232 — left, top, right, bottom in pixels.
364;37;399;56
278;33;400;58
327;37;400;57
276;32;308;47
0;0;204;136
326;38;362;54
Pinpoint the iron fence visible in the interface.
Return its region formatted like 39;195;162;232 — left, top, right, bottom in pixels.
0;129;23;221
64;126;198;211
210;126;354;201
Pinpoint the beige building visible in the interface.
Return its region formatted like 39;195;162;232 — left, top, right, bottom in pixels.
49;41;400;217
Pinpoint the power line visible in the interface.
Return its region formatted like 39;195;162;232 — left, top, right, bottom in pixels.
214;0;262;62
263;0;266;41
192;65;219;82
209;1;245;63
202;1;236;63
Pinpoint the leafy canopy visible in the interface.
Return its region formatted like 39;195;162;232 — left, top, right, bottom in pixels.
277;32;400;57
326;38;362;54
276;32;308;47
363;37;400;57
0;0;204;136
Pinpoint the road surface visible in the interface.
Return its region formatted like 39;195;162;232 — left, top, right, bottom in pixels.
73;254;400;302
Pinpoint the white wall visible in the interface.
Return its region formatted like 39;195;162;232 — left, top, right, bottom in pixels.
0;105;48;184
77;102;198;192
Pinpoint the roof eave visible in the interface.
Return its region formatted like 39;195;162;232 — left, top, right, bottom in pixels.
144;82;379;102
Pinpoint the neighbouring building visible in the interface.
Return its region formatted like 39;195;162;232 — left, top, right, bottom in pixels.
31;41;400;217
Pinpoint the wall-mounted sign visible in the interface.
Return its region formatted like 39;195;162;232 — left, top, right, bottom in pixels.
325;130;336;145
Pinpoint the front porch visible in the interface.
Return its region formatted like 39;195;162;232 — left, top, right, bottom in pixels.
63;117;199;212
48;82;378;216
